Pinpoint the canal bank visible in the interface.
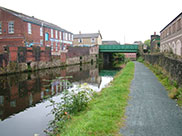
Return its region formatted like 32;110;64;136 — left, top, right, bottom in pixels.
0;62;119;136
0;46;98;75
56;62;135;136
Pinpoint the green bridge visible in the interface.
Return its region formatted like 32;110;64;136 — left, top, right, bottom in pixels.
99;44;139;53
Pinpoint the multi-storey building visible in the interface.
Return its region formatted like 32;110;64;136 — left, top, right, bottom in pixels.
0;6;73;55
160;12;182;56
73;31;102;46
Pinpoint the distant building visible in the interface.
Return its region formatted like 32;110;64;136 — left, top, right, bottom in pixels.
133;41;143;45
160;12;182;56
73;31;102;47
150;32;160;53
0;6;73;55
102;40;119;45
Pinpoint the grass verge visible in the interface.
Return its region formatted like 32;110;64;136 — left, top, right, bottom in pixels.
58;62;135;136
143;62;182;107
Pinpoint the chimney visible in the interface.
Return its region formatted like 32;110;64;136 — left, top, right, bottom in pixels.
79;31;81;34
154;32;156;35
98;30;100;33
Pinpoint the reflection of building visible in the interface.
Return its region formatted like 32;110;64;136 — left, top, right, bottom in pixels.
0;63;100;120
0;69;66;120
160;12;182;56
0;6;73;55
73;31;102;46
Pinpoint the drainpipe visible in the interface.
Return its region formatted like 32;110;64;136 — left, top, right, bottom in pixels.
41;22;44;47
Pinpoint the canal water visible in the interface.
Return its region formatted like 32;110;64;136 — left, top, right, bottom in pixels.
0;62;120;136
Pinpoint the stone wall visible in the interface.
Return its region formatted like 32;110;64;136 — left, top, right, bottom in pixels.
143;54;182;86
0;45;98;75
0;59;66;75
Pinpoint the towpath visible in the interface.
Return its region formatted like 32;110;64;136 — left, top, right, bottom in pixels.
120;62;182;136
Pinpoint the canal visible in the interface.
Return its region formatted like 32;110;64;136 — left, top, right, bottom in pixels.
0;62;120;136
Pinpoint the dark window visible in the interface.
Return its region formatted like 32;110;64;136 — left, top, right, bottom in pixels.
8;21;14;33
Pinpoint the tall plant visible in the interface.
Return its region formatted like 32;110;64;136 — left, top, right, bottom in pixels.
44;77;94;135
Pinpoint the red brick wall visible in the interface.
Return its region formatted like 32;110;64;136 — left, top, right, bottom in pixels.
60;52;67;63
23;22;43;45
9;46;18;61
0;8;24;46
124;53;136;60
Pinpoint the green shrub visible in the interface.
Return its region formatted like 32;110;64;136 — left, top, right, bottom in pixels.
45;82;93;135
137;56;144;62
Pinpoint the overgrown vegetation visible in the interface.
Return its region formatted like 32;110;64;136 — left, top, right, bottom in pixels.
144;62;182;107
112;53;130;67
137;56;144;63
47;62;134;136
45;79;94;135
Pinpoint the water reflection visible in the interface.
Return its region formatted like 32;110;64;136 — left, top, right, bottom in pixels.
0;62;120;136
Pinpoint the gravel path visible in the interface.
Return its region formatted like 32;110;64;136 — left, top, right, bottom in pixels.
120;62;182;136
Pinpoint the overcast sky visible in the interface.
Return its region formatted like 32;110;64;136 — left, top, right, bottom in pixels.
0;0;182;44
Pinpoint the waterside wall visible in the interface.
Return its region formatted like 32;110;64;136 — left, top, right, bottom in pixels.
0;46;98;75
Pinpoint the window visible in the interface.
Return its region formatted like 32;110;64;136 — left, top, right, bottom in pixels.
59;31;62;40
55;30;58;39
91;38;95;43
169;26;171;35
63;32;66;40
172;23;176;33
167;29;169;36
68;33;70;40
10;100;16;107
0;22;2;34
45;33;49;41
0;96;4;106
70;34;72;41
51;29;53;38
67;33;69;40
177;19;181;31
51;41;53;51
28;23;31;34
40;27;43;36
71;35;73;41
65;33;67;40
8;21;14;34
78;38;82;43
56;42;58;51
40;39;43;46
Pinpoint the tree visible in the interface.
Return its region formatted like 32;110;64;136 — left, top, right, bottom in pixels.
144;39;151;47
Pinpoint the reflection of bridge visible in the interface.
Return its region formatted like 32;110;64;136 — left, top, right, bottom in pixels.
99;70;119;77
99;44;138;53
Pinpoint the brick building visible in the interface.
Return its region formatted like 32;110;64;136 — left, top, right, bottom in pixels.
160;12;182;56
0;6;73;56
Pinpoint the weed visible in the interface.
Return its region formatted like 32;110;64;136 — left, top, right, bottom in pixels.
44;78;94;135
143;61;182;107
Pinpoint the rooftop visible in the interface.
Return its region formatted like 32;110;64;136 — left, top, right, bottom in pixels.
74;33;102;39
102;41;119;45
160;12;182;33
0;6;72;33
